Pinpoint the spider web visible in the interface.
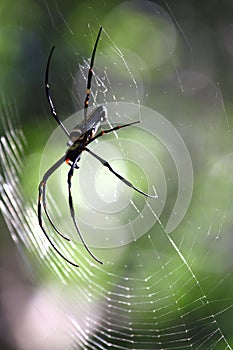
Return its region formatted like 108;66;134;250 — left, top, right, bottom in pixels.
1;1;233;350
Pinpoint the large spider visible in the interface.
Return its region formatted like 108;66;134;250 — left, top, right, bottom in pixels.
38;27;156;267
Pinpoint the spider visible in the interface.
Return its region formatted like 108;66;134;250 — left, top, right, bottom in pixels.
38;27;157;267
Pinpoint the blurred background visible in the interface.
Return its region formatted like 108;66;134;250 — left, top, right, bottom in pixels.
1;0;233;349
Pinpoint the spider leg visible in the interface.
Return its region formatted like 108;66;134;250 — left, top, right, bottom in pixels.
38;155;79;267
67;160;103;265
84;26;102;127
41;179;70;241
84;147;157;198
89;120;141;144
39;155;70;240
45;46;71;139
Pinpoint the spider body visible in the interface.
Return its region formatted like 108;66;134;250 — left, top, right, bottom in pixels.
66;106;107;165
69;105;107;142
38;27;156;267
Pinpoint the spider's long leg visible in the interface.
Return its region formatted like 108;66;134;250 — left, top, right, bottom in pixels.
84;147;157;198
84;26;102;126
45;47;71;139
67;160;103;265
89;120;141;144
39;155;70;240
38;155;79;267
42;181;70;241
